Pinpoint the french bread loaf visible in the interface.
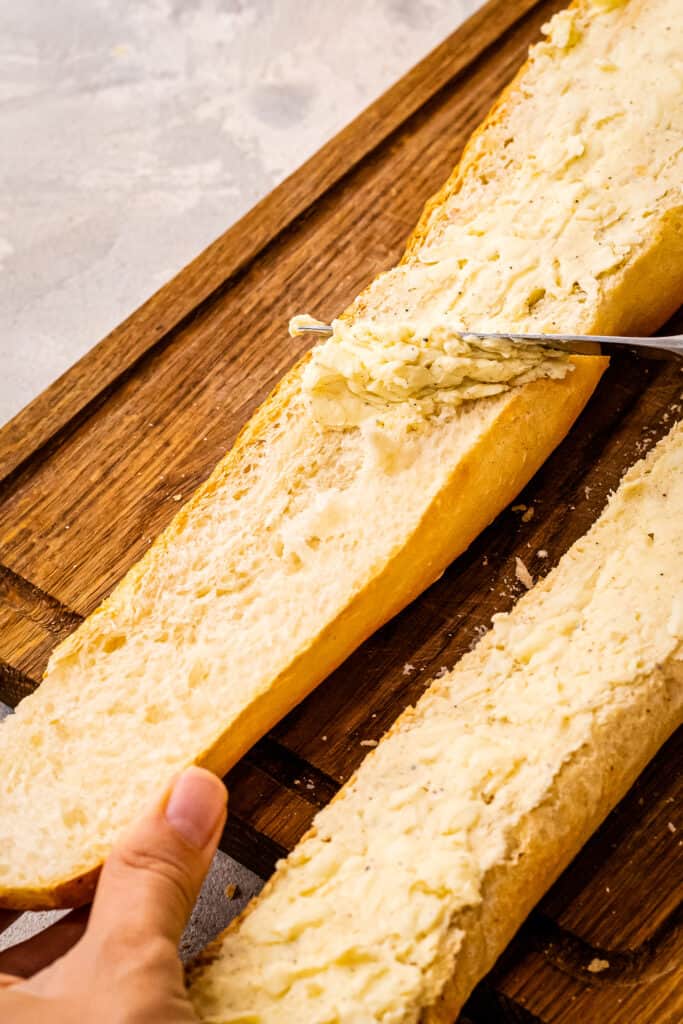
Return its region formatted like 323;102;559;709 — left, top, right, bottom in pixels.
0;0;681;910
188;421;683;1024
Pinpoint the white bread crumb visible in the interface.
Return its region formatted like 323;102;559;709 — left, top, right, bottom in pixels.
515;556;534;589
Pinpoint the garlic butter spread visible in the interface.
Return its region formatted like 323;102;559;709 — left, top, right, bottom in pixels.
192;425;683;1023
292;0;681;429
295;317;571;427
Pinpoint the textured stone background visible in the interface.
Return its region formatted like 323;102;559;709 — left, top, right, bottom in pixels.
0;0;484;956
1;0;483;426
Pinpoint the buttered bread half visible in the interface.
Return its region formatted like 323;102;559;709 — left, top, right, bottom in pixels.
1;0;681;909
302;0;682;426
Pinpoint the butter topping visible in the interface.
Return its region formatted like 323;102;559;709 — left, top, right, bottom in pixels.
294;0;682;429
299;317;571;427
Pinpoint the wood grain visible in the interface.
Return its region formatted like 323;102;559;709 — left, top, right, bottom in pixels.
0;1;680;1020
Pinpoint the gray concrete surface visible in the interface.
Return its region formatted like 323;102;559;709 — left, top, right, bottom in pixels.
0;0;484;961
1;0;483;426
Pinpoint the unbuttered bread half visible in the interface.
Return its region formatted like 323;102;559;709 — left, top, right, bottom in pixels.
1;0;681;908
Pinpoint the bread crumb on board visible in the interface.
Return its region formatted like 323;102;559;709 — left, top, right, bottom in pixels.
402;662;416;675
587;958;610;974
224;883;239;901
360;739;378;748
511;503;535;523
668;821;677;833
515;556;534;589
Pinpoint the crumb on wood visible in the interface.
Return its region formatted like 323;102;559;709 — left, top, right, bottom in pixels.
668;821;677;833
360;739;378;748
515;556;534;589
587;958;610;974
511;503;527;513
402;662;415;675
173;494;183;501
521;506;535;523
321;734;327;742
537;549;548;559
224;883;239;901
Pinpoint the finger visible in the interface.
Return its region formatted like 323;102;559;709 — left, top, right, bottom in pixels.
0;989;53;1023
0;908;89;979
87;767;227;951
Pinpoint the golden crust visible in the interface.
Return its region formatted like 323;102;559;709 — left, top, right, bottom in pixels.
0;866;101;913
420;659;682;1023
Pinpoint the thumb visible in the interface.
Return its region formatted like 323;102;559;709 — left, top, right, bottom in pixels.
88;767;227;950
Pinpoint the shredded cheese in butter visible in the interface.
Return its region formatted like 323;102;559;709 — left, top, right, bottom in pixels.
297;317;571;427
292;0;682;429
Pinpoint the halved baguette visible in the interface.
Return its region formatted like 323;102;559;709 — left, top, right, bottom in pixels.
188;422;683;1024
1;0;681;909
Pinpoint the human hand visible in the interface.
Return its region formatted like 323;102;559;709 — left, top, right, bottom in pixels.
0;767;227;1023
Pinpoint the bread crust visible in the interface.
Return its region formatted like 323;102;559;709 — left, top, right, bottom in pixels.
420;656;682;1022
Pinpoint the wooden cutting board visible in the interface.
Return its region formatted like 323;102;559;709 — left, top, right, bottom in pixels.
0;0;680;1019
